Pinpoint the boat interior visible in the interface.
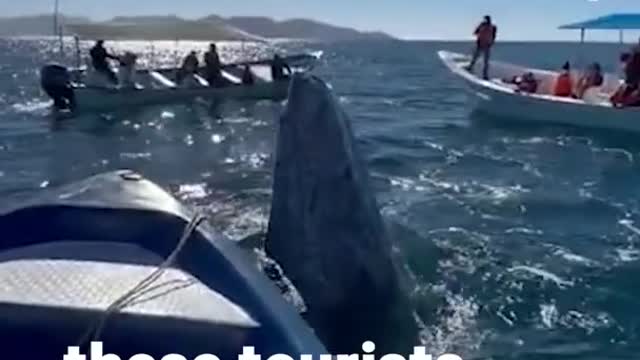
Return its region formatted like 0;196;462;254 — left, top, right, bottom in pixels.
444;51;623;106
73;60;274;91
0;171;323;358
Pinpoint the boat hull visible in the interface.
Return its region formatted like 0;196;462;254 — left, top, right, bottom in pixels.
72;80;289;113
46;51;322;115
438;50;640;132
0;170;327;358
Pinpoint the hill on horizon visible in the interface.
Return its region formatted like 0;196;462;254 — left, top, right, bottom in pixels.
0;14;396;42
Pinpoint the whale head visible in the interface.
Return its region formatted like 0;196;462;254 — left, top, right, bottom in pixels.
266;74;418;354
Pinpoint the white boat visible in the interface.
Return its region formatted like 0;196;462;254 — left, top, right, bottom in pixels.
40;51;322;115
438;14;640;132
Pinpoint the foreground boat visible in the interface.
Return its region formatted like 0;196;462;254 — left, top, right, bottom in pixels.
438;50;640;132
0;169;327;358
40;52;322;115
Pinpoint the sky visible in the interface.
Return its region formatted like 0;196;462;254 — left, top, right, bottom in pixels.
6;0;640;41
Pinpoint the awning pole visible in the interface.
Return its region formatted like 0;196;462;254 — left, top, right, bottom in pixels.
579;28;585;68
619;29;624;45
53;0;59;36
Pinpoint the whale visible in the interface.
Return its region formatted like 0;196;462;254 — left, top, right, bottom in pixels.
265;74;419;354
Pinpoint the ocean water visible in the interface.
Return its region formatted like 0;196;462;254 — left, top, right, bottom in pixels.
2;38;640;359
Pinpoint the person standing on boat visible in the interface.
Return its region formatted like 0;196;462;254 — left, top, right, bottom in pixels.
204;43;224;87
465;15;497;80
89;40;119;85
271;54;292;81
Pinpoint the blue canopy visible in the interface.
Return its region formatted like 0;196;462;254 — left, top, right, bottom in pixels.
559;13;640;30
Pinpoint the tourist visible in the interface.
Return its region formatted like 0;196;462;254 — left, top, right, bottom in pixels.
465;15;498;80
506;72;537;93
178;51;199;84
242;65;255;85
517;72;538;93
117;52;138;88
271;54;292;81
575;62;603;99
553;61;573;97
612;53;640;106
204;43;224;86
89;40;119;84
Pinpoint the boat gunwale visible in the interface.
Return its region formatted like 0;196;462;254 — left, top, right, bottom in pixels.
436;50;640;111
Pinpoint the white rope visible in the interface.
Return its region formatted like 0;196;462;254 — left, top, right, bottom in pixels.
78;213;207;351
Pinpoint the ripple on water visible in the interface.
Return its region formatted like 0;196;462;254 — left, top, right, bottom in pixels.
508;266;575;288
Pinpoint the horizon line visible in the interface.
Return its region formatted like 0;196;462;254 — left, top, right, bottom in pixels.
2;12;637;43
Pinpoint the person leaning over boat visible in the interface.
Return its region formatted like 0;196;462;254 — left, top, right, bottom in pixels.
177;51;199;84
89;40;119;85
553;61;573;97
271;54;292;81
204;43;224;87
465;15;497;80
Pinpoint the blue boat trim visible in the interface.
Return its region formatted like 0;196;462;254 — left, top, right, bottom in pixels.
0;170;327;358
559;13;640;30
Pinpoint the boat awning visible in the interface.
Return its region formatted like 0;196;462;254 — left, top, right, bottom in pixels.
559;13;640;30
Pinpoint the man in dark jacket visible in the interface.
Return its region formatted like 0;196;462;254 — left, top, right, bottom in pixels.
89;40;119;84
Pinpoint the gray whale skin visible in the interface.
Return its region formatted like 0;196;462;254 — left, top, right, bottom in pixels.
266;74;419;354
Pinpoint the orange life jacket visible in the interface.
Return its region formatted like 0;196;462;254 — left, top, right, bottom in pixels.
554;73;573;97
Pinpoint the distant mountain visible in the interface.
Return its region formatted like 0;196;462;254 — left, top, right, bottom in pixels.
0;14;396;42
0;15;89;36
224;16;394;41
67;18;262;42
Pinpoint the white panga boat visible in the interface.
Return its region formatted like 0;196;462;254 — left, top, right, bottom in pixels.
438;14;640;132
39;50;323;115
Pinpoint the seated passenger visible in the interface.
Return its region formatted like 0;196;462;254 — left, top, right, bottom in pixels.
553;62;573;97
117;51;138;88
611;54;634;106
271;54;292;81
575;63;604;99
611;84;640;107
242;65;255;85
510;72;537;93
177;51;199;84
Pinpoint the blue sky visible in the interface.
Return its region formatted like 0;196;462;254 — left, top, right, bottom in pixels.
6;0;640;40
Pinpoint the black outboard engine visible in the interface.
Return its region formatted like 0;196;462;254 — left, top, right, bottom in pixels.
40;64;76;111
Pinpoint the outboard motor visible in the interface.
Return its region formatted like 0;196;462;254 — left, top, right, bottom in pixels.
40;64;76;111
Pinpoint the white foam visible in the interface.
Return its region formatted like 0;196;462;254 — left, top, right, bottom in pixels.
508;266;574;288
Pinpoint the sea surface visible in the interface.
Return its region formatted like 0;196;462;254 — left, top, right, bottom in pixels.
1;38;640;359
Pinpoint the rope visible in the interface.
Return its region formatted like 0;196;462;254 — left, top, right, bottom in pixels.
78;213;207;352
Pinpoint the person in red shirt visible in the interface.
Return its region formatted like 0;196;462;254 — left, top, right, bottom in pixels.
554;62;573;97
465;15;498;80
